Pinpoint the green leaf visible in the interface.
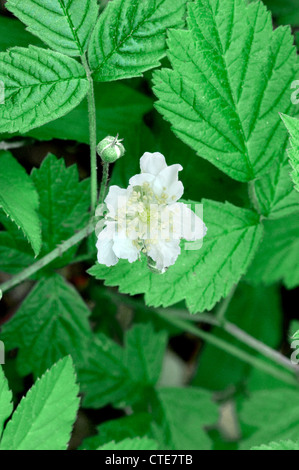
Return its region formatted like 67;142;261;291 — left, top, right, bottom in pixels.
281;114;299;193
79;323;167;408
6;0;99;57
251;440;299;451
153;0;298;182
89;0;186;82
89;200;263;313
98;437;158;451
24;83;152;144
246;213;299;289
0;46;88;134
192;284;282;391
293;330;299;340
240;388;299;450
31;153;90;264
0;357;79;450
156;387;218;450
125;324;167;386
0;151;41;256
0;367;13;437
80;413;153;450
1;274;91;377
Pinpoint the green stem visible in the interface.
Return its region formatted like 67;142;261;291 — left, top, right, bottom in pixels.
82;55;98;213
98;162;110;204
0;222;94;297
155;309;298;387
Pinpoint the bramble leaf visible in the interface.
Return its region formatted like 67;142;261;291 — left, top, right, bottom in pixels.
6;0;98;57
281;114;299;193
0;46;88;134
0;274;91;377
0;367;13;437
153;0;298;182
89;200;263;313
0;357;79;450
89;0;186;82
0;151;41;255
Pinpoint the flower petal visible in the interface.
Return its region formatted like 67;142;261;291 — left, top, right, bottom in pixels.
105;185;128;218
153;164;184;202
129;172;155;188
140;152;167;175
112;236;140;263
147;239;181;271
170;202;207;241
96;226;118;266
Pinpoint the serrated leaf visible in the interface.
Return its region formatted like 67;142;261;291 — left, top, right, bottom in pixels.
0;46;88;134
80;413;153;450
157;387;218;450
251;440;299;451
98;437;158;451
246;213;299;289
0;151;41;256
89;200;263;313
281;114;299;193
6;0;98;57
0;274;91;377
0;367;13;437
79;324;166;408
89;0;186;82
125;324;167;386
153;0;298;182
0;357;79;450
240;388;299;450
31;153;90;264
24;83;152;144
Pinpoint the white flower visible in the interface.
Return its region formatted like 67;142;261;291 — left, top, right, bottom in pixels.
96;152;207;273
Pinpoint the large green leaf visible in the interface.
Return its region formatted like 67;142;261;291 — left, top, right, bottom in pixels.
0;274;91;377
89;200;263;313
281;114;299;193
246;213;299;289
89;0;186;81
0;46;88;134
153;0;298;182
240;388;299;450
0;367;13;437
6;0;98;56
0;151;41;256
0;357;79;450
156;387;218;450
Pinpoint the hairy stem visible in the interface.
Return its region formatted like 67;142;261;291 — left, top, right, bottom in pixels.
98;162;110;204
82;54;98;213
0;222;94;297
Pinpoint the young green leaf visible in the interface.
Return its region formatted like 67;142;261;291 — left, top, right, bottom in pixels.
0;357;80;450
88;0;186;82
0;274;92;377
0;151;41;256
281;114;299;193
156;387;218;450
240;388;299;450
98;437;158;451
246;213;299;289
6;0;98;57
0;46;88;134
89;200;263;313
153;0;298;182
0;367;13;437
251;440;299;451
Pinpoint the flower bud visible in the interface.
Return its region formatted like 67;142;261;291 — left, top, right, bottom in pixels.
97;135;125;163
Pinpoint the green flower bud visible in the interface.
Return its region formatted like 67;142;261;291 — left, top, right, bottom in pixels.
97;135;125;163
